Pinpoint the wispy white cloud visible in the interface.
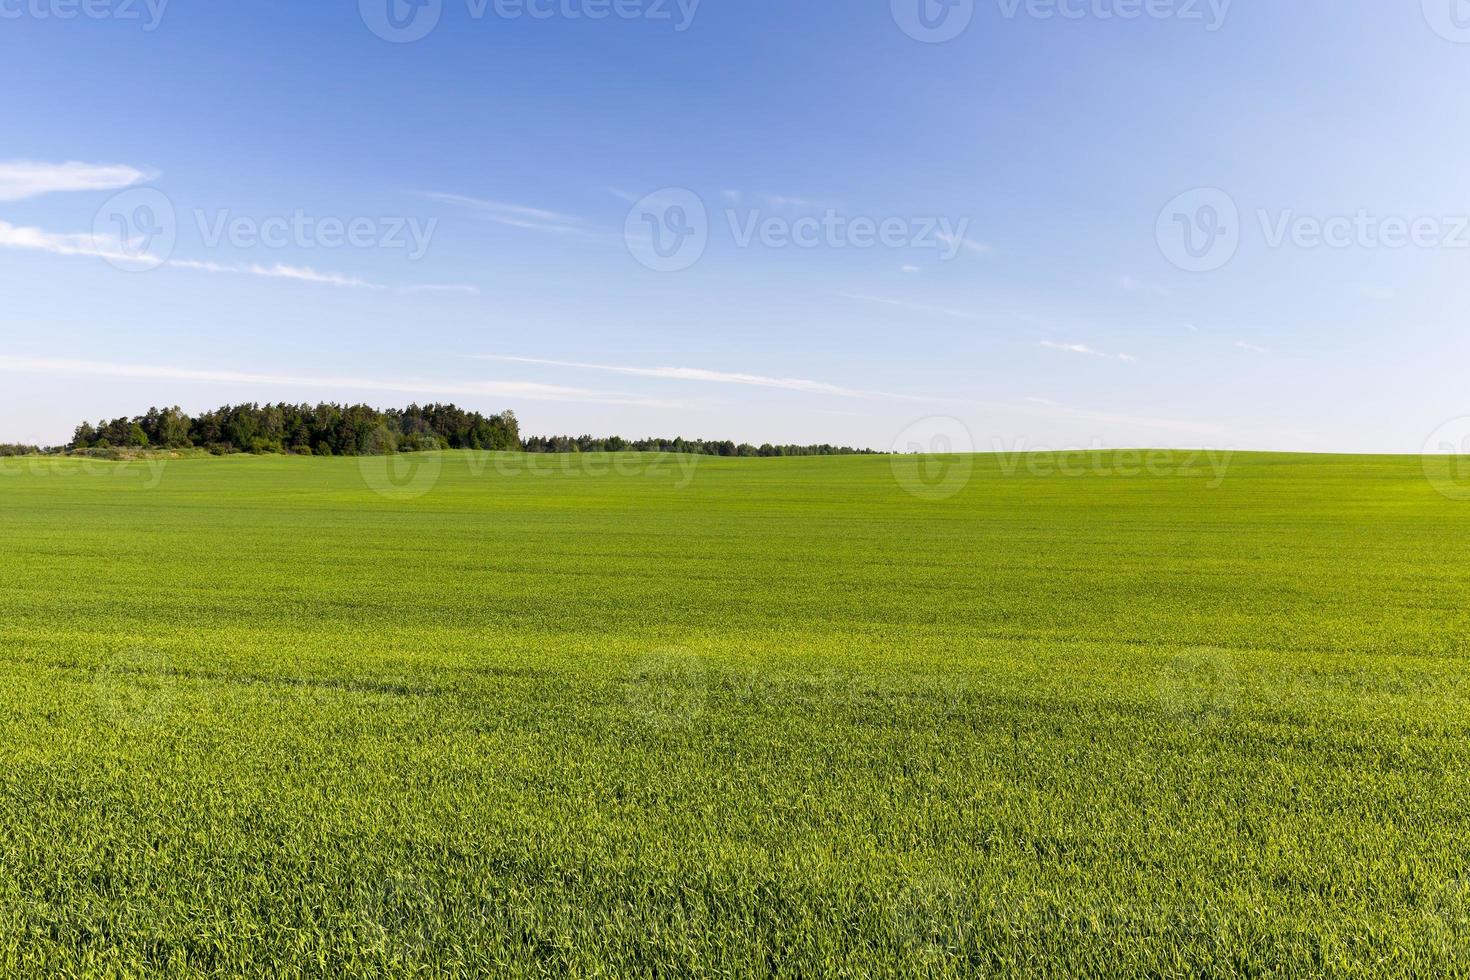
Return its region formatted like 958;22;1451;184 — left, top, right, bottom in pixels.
0;221;470;293
0;160;151;202
712;190;841;210
936;231;993;256
1041;341;1137;362
762;193;837;210
837;292;976;321
1235;341;1270;354
170;257;381;289
901;264;921;273
0;221;119;259
423;192;607;238
0;355;686;409
398;283;481;296
1041;341;1103;356
472;354;944;403
1118;274;1169;295
0;220;384;288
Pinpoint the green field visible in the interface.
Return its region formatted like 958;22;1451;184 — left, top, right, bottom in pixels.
2;449;1469;977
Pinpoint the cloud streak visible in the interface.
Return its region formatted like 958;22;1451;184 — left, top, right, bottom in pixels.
0;220;465;292
1041;341;1137;362
0;220;383;288
0;160;151;201
837;292;976;321
398;283;481;296
472;354;947;403
422;192;609;238
936;231;993;256
0;356;686;409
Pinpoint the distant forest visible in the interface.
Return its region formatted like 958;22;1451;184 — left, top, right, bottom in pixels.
60;403;879;458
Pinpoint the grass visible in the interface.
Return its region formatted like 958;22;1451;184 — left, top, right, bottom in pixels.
1;449;1469;977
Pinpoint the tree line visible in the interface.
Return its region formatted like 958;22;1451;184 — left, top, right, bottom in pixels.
70;404;519;456
62;403;877;457
520;435;876;457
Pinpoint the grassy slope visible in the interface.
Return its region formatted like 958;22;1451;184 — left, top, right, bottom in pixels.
1;451;1469;977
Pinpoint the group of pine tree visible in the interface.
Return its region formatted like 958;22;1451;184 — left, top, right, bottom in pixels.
63;403;874;458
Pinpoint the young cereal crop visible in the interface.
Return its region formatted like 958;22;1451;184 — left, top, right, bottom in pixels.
0;450;1467;977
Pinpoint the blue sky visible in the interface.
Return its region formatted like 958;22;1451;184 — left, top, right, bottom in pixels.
3;0;1470;451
